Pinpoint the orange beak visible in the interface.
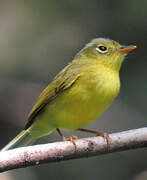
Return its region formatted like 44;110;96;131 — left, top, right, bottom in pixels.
117;45;137;54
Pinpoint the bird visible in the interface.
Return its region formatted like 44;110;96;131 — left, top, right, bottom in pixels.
1;37;136;151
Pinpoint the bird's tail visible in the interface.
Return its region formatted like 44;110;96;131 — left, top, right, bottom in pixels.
1;130;36;151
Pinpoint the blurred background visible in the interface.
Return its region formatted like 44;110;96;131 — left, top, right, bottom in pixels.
0;0;147;180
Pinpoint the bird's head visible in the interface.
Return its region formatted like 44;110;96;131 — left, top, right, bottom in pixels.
76;38;136;71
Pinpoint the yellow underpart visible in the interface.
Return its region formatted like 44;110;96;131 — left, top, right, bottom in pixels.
29;63;120;137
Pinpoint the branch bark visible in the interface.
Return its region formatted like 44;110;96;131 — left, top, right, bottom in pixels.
0;127;147;173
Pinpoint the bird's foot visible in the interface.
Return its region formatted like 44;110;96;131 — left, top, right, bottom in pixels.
77;128;110;147
95;132;110;145
62;135;78;150
56;128;78;150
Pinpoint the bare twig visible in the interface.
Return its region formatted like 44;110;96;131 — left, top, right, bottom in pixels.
0;127;147;173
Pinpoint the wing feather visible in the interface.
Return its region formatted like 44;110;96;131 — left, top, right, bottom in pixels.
25;63;82;129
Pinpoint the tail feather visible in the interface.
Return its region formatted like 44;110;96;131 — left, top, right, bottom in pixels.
1;130;36;151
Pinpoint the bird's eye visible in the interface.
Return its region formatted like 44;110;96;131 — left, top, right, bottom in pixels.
96;45;108;54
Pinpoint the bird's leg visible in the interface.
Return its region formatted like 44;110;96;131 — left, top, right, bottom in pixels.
77;128;110;145
56;128;77;149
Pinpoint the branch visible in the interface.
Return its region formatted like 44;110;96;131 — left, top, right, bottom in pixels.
0;127;147;173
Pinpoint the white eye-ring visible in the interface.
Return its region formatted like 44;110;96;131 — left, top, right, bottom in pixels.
96;45;108;54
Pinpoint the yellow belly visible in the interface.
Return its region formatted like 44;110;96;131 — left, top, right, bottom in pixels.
29;66;120;137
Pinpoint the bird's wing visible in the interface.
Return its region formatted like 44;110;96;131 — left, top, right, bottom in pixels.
25;63;82;129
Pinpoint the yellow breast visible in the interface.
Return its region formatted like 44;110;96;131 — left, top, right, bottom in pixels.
30;63;120;137
52;64;120;130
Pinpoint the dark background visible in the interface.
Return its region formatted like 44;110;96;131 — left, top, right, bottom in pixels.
0;1;147;180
